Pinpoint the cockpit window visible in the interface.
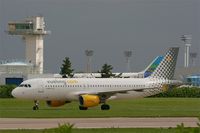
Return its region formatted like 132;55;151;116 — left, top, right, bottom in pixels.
19;84;24;87
19;84;31;88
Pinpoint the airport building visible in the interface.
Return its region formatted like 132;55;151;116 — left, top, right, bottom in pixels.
174;67;200;87
0;16;51;85
0;60;33;85
0;60;36;74
0;59;54;85
185;74;200;87
7;16;50;74
174;67;200;80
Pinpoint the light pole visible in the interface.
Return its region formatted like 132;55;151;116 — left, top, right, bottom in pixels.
85;50;94;73
124;50;132;72
181;35;192;68
190;52;197;67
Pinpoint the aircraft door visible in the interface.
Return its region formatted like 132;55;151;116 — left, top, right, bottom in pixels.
84;80;89;90
83;83;87;90
37;82;45;99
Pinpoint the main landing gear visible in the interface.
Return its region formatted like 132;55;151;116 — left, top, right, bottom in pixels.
79;104;110;110
33;100;39;110
100;95;110;110
101;104;110;110
79;106;88;110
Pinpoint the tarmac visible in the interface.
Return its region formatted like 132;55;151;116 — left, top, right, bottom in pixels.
0;117;199;129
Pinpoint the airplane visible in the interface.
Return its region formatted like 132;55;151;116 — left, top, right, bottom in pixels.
70;56;164;78
12;47;182;110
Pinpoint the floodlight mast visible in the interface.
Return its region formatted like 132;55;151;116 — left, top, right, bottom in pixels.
124;50;132;72
85;50;94;73
181;35;192;68
190;52;197;66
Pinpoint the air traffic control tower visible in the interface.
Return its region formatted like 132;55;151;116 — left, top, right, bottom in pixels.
7;16;50;74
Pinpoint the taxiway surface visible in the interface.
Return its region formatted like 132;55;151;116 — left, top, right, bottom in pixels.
0;117;199;129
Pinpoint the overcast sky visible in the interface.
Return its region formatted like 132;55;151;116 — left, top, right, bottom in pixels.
0;0;199;73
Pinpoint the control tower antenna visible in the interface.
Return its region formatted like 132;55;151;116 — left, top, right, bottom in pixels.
7;16;51;74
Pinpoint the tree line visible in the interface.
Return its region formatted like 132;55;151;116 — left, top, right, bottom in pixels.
60;57;115;78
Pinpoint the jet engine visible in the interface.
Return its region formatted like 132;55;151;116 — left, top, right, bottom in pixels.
46;101;71;107
79;94;100;107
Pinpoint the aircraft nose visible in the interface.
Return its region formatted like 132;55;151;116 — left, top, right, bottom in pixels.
11;88;20;98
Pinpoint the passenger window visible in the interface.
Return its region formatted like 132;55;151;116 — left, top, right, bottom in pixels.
28;84;31;87
24;84;28;87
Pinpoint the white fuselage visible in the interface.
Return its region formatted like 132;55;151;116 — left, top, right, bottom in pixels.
12;77;175;101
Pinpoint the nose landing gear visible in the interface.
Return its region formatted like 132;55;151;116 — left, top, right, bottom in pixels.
33;100;39;110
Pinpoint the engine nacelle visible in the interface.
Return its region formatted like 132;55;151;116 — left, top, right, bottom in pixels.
46;100;70;107
79;94;100;107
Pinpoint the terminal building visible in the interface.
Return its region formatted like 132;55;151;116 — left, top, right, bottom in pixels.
174;67;200;87
185;74;200;87
0;60;34;85
0;59;54;85
0;60;35;74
